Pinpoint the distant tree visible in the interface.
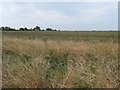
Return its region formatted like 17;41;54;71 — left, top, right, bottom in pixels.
46;28;58;31
1;26;16;31
19;28;25;31
34;26;41;31
5;26;10;29
24;27;28;31
1;27;4;30
4;27;10;31
1;26;60;31
46;28;52;31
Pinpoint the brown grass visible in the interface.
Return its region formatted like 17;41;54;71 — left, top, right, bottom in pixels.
2;37;118;88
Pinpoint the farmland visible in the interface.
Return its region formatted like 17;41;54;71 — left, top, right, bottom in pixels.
2;31;118;88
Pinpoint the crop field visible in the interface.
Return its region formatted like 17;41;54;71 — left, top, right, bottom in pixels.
2;31;119;88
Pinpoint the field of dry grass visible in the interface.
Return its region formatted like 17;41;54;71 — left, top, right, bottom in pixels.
2;31;119;88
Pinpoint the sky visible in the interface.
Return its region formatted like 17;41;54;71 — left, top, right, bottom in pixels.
0;2;118;31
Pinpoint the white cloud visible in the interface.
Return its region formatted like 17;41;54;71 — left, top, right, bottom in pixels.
28;10;75;24
1;3;75;28
75;3;117;23
0;2;117;30
0;0;119;2
0;5;2;25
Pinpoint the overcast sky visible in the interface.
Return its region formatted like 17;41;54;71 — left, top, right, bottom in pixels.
0;2;118;31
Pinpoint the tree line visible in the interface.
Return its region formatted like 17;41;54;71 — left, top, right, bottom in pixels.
0;26;60;31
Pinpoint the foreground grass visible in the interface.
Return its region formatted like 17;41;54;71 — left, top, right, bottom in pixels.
2;37;118;88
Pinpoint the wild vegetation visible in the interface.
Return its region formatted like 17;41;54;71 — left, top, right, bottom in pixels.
0;26;58;31
2;31;118;88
